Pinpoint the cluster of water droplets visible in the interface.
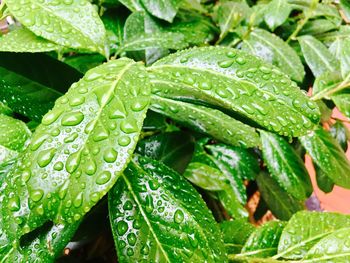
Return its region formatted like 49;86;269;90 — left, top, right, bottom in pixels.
109;156;226;262
150;46;320;137
1;59;150;240
5;0;106;53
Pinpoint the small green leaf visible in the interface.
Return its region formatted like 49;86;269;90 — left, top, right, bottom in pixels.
0;58;150;254
119;0;144;11
315;164;334;193
205;143;259;181
150;95;260;148
300;19;338;36
241;221;286;258
5;0;107;54
256;172;304;221
300;127;350;189
213;1;251;42
0;27;59;52
220;220;255;254
260;131;312;200
0;52;82;121
330;121;350;152
140;0;182;22
276;211;350;259
263;0;292;31
108;155;227;262
149;47;320;137
303;227;350;262
332;90;350;119
242;28;305;82
298;35;340;77
0;114;31;151
136;131;194;173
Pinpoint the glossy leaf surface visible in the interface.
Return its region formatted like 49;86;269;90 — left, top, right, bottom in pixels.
264;0;292;31
150;95;260;148
276;211;350;259
149;47;320;137
256;172;304;221
141;0;182;22
300;127;350;189
260;131;312;200
0;59;150;256
0;27;59;52
0;114;30;151
242;28;305;82
5;0;107;54
108;155;226;262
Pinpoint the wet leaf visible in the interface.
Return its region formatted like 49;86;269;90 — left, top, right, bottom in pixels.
0;58;150;258
140;0;183;22
263;0;292;31
242;28;305;82
5;0;107;54
149;47;320;137
300;127;350;189
108;155;226;262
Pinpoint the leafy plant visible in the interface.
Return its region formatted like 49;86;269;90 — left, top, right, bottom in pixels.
0;0;350;262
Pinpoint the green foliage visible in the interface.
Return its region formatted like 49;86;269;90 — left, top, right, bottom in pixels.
1;0;350;262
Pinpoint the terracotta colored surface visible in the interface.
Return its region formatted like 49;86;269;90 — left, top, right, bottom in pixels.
306;108;350;214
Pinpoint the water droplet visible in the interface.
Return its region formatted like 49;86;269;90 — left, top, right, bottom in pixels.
66;151;81;173
85;161;97;175
30;189;44;202
37;148;56;168
69;96;85;106
58;181;69;200
86;72;102;81
103;148;118;163
8;196;20;212
61;112;84;126
54;161;64;171
174;209;184;224
118;136;131;147
117;221;128;235
236;57;246;65
96;171;111;185
218;60;233;68
121;119;138;134
131;100;148;112
73;192;83;207
127;233;137;246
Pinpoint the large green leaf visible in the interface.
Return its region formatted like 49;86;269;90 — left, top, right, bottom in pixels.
108;155;226;262
140;0;182;22
220;220;255;255
275;211;350;259
260;131;312;200
0;58;150;258
150;95;260;148
300;127;350;189
0;27;59;52
302;227;350;262
5;0;107;54
148;47;320;137
240;221;286;258
298;35;340;77
263;0;292;31
136;131;194;173
242;28;305;82
0;52;82;121
256;172;304;221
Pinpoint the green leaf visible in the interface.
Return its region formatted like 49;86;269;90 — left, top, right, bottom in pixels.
312;71;342;100
140;0;182;22
315;164;334;193
256;172;304;221
263;0;292;31
108;155;226;262
0;58;150;255
300;19;338;36
150;95;260;148
240;221;286;258
298;35;340;77
0;114;31;151
213;1;251;42
275;211;350;259
242;28;305;82
149;47;320;137
142;110;167;130
330;121;350;152
205;143;259;181
300;127;350;189
332;90;350;119
119;0;144;12
220;220;255;254
136;131;194;174
340;0;350;21
5;0;107;54
339;38;350;79
303;227;350;262
102;10;126;55
316;26;350;45
63;54;106;74
0;52;82;121
0;27;59;52
260;131;312;200
0;102;12;116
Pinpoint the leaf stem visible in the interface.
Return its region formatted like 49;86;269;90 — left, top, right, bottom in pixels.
286;0;319;43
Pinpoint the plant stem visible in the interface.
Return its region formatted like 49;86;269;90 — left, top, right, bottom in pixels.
286;0;319;43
